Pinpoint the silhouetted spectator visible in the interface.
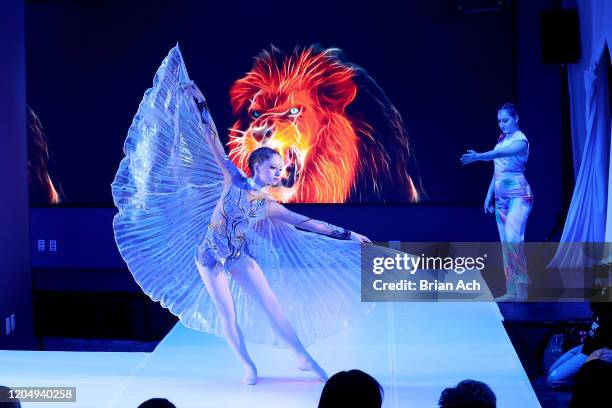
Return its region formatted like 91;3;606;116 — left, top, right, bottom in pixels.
586;347;612;364
547;300;612;389
137;398;176;408
438;379;496;408
569;359;612;407
0;386;21;408
318;369;383;408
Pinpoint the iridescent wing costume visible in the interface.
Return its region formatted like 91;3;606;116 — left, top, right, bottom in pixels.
112;45;373;346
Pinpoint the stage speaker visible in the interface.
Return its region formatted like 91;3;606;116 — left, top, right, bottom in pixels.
540;9;580;64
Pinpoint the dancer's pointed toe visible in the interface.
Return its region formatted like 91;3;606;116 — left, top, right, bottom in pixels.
298;357;328;382
243;364;258;385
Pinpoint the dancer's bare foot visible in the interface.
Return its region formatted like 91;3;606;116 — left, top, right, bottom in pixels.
243;363;258;385
298;355;328;382
494;293;517;302
496;281;519;302
496;283;528;302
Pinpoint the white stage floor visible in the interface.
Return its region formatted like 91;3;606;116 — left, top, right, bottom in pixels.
0;302;541;407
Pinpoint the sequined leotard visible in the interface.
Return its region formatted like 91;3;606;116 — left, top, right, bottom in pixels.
196;170;269;268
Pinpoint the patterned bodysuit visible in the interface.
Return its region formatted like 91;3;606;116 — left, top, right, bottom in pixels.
493;130;533;284
196;161;269;269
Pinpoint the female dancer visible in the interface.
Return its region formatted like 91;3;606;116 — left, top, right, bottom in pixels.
187;80;370;384
460;103;533;301
112;46;373;385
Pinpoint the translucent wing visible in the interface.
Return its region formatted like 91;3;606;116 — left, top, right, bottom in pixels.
112;45;226;330
244;218;375;346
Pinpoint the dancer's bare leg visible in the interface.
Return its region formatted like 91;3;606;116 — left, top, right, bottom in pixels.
228;255;328;381
195;259;258;384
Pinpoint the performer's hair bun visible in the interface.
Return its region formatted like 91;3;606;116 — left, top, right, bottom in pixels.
499;102;519;117
248;147;280;174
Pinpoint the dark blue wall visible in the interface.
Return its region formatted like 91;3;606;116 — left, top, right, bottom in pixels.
516;0;564;244
0;0;35;350
29;205;500;271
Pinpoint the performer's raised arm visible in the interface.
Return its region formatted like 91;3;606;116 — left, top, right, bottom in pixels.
266;200;371;243
181;81;244;183
460;139;527;164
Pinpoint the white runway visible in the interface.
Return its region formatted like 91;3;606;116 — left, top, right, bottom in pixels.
0;302;541;407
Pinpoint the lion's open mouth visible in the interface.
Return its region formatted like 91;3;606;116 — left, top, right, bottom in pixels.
281;146;302;188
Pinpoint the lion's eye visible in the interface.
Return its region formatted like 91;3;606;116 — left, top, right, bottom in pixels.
251;111;261;119
289;107;301;115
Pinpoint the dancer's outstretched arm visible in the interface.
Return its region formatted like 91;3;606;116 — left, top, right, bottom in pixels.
182;81;243;183
266;201;371;243
460;140;527;164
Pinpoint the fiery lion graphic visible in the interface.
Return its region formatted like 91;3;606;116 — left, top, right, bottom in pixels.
227;46;424;203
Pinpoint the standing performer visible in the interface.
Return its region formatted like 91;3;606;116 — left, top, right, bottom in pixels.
112;45;373;385
460;103;533;301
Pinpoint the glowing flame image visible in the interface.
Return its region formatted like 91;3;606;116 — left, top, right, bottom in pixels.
28;106;64;204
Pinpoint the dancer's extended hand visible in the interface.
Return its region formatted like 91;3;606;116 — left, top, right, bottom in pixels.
484;194;494;214
180;80;206;104
350;231;372;244
460;150;481;165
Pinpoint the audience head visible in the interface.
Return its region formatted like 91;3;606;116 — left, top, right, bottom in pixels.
438;379;496;408
0;386;21;408
569;359;612;407
137;398;176;408
318;369;384;408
